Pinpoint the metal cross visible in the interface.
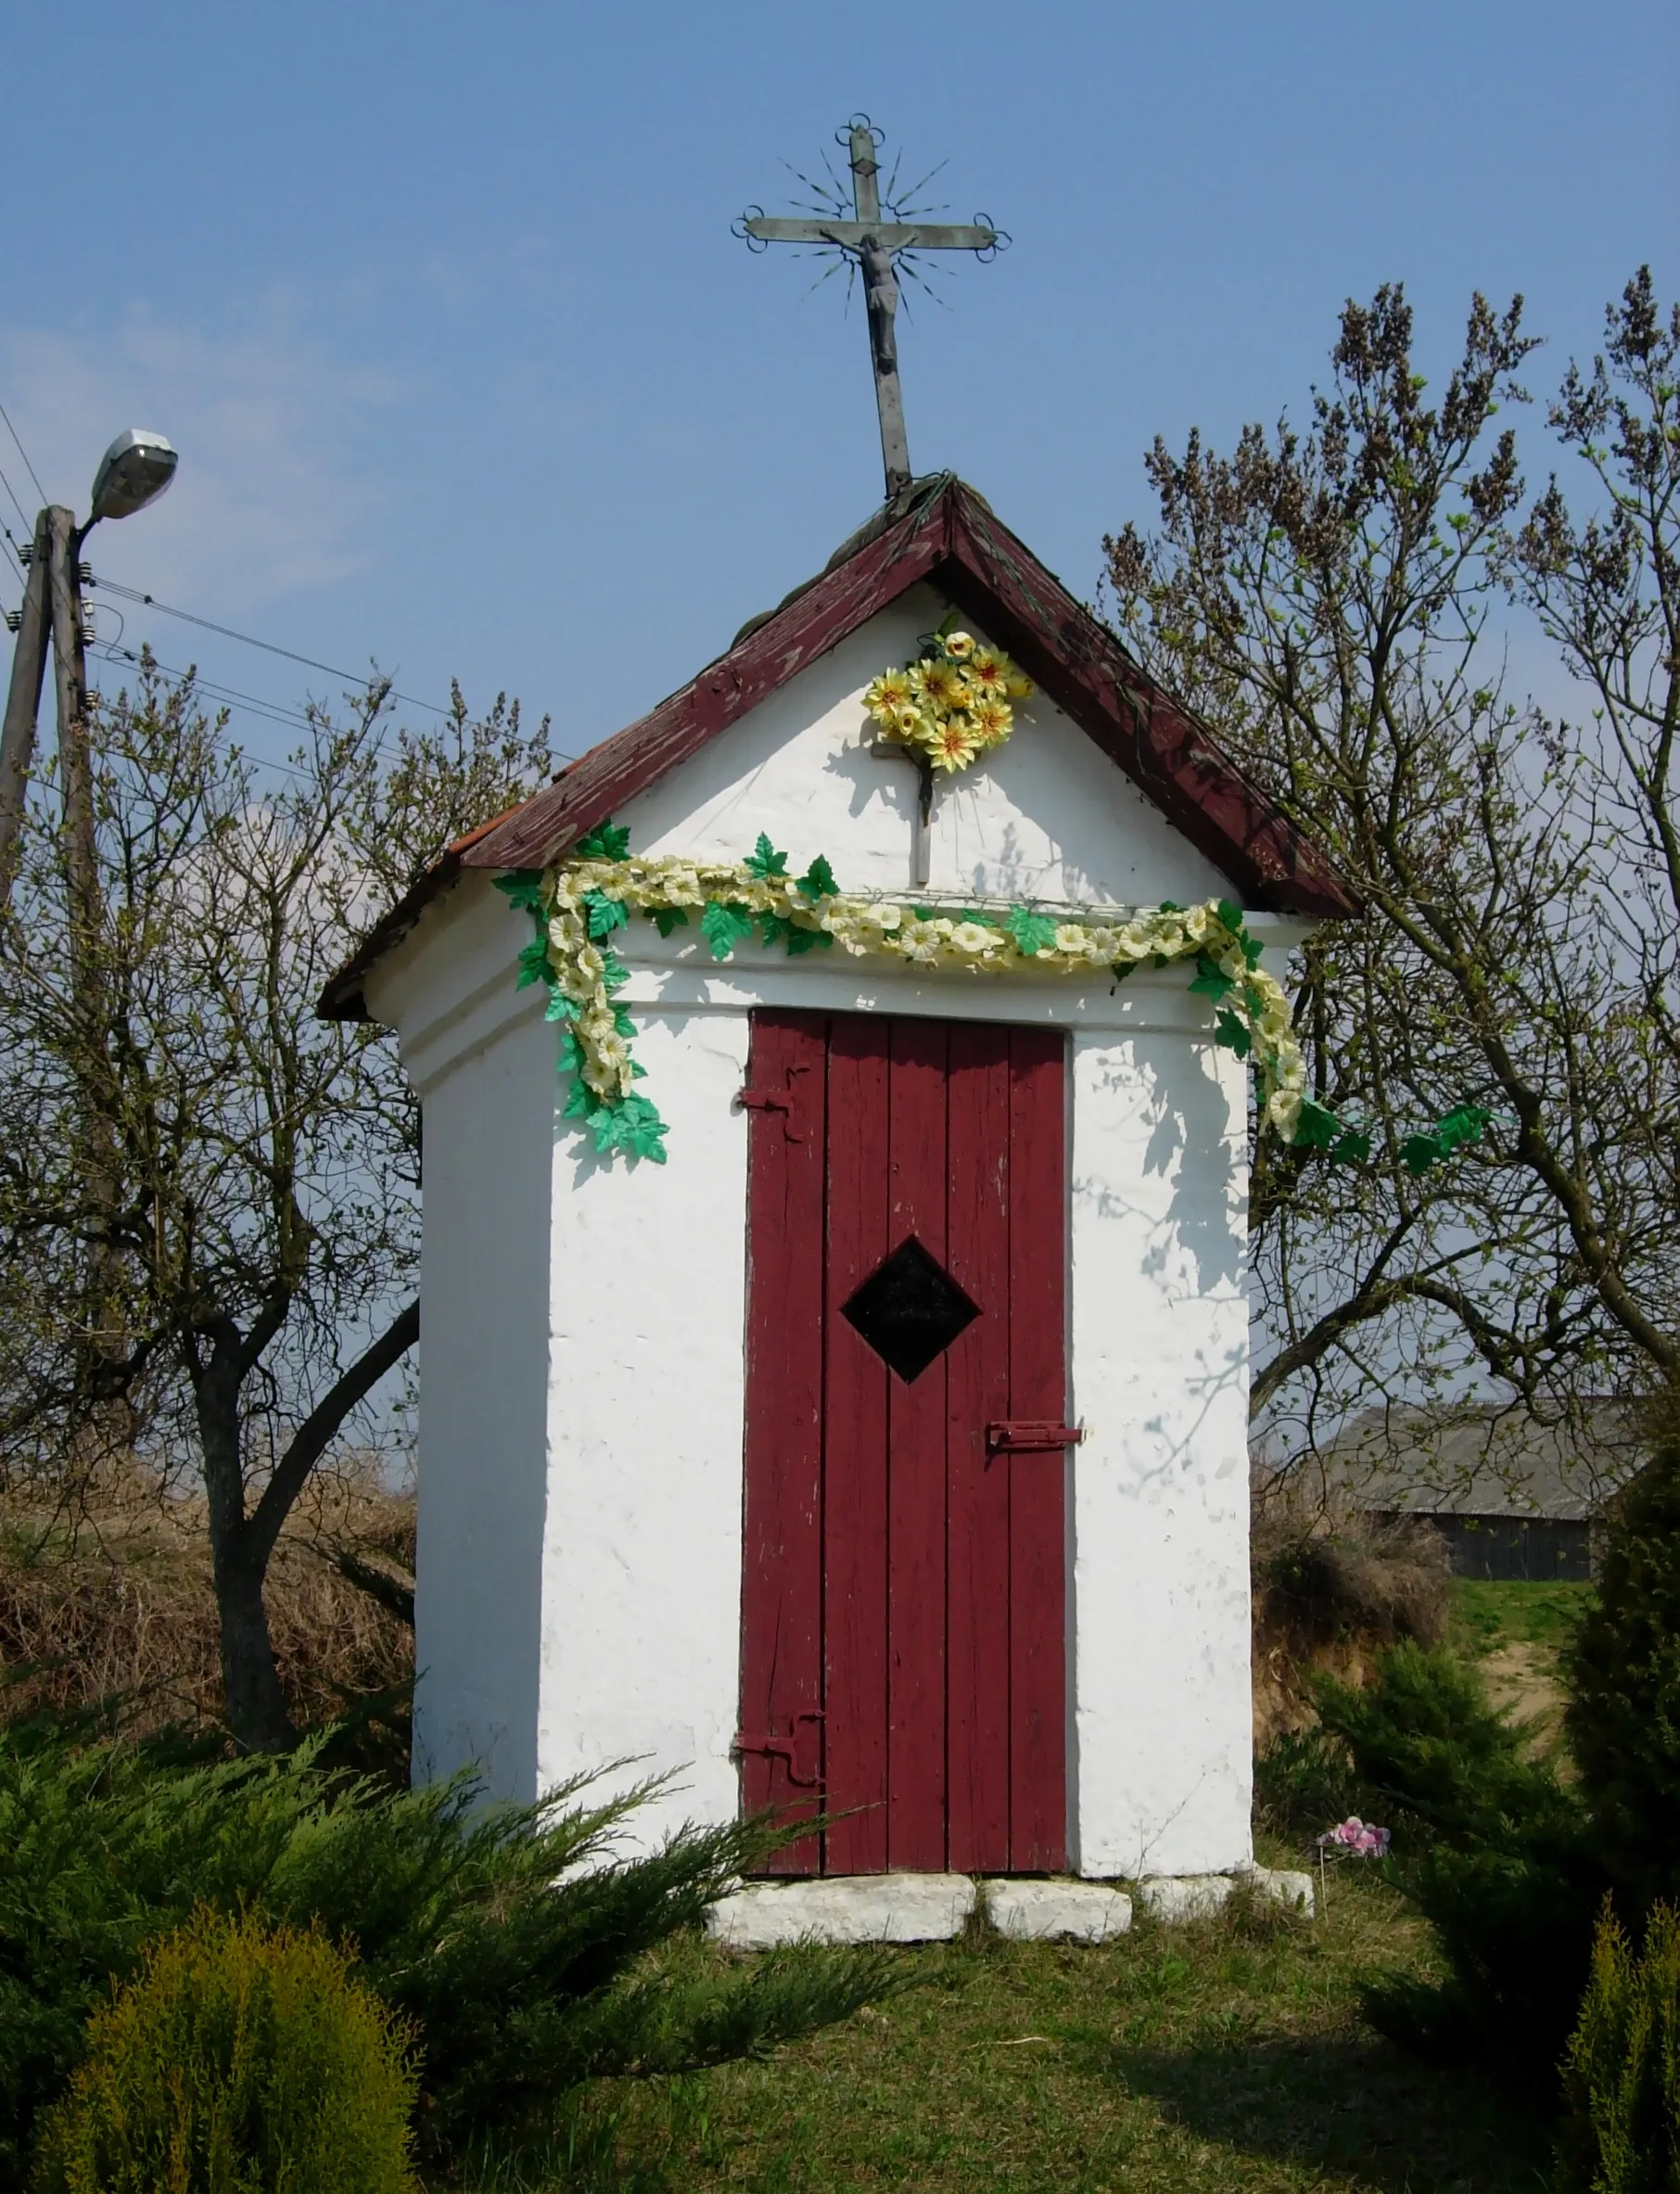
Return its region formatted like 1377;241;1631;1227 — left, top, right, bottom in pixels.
738;119;1004;504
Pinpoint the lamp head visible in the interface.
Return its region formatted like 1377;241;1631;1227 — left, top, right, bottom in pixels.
88;429;177;524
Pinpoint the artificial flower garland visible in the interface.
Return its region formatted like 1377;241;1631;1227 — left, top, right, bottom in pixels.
859;619;1033;774
496;821;1365;1168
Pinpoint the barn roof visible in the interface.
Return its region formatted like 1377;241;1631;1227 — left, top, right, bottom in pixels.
322;472;1355;1021
1296;1402;1643;1523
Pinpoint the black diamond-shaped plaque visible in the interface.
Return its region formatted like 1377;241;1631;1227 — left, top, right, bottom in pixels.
842;1234;981;1384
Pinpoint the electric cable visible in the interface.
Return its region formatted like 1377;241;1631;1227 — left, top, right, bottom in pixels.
92;643;320;736
0;459;34;535
0;393;48;507
87;573;450;717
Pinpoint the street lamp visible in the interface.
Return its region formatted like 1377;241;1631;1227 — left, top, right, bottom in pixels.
0;427;178;902
88;428;178;529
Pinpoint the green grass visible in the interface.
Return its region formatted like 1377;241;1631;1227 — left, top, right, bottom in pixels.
474;1871;1551;2193
1449;1576;1594;1658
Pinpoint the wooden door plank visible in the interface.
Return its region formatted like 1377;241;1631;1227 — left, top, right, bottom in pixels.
821;1016;892;1874
1007;1027;1069;1871
885;1016;950;1871
740;1010;829;1872
944;1023;1013;1873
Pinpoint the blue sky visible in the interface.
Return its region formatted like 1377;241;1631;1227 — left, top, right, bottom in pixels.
2;0;1674;770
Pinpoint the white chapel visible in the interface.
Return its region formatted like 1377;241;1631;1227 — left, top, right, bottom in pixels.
324;471;1350;1913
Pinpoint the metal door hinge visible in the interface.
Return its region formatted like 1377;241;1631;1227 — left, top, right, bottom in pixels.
733;1709;825;1788
737;1063;810;1141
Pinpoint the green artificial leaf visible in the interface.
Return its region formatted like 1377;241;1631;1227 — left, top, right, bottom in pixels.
494;871;546;913
561;1078;600;1119
745;831;789;880
1401;1132;1445;1177
1401;1107;1490;1176
756;911;795;950
588;1108;626;1155
783;925;833;955
600;948;630;993
589;1092;669;1165
934;608;960;638
1213;1007;1252;1057
575;820;631;861
583;889;629;939
1006;907;1058;956
612;1005;637;1038
1189;954;1237;1002
1292;1097;1343;1151
651;906;691;938
1433;1103;1492;1154
1158;899;1185;914
701;901;755;962
1110;960;1138;987
543;990;577;1024
556;1027;584;1073
515;938;553;990
1241;935;1266;970
1331;1129;1373;1166
1215;898;1244;937
798;854;840;900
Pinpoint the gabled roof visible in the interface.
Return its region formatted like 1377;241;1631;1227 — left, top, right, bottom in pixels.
1305;1402;1643;1522
322;474;1355;1020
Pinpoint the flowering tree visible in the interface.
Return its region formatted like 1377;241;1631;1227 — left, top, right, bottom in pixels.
1104;273;1680;1456
0;663;553;1747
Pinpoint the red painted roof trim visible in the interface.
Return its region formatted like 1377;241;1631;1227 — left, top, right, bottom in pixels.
321;476;1353;1019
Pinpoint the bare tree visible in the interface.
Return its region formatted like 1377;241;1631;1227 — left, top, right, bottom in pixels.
1103;275;1680;1455
0;660;553;1747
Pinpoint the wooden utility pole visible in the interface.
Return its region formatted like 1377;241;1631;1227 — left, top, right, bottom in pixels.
0;509;53;905
1;503;121;1363
741;120;1004;504
45;508;103;949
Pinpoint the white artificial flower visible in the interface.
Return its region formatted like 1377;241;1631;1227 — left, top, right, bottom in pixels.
950;922;997;956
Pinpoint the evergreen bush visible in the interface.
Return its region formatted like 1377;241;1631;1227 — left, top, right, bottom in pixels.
32;1908;418;2194
1251;1727;1362;1839
1564;1433;1680;1912
1314;1641;1605;2067
1557;1901;1680;2193
0;1726;894;2180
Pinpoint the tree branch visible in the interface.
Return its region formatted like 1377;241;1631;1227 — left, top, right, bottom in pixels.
246;1296;418;1566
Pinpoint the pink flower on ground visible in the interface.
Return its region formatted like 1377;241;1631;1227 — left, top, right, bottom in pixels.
1317;1817;1391;1857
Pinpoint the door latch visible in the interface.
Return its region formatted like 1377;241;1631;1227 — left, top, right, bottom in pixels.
986;1421;1086;1454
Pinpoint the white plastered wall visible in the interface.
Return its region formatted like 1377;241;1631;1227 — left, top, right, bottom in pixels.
369;583;1298;1873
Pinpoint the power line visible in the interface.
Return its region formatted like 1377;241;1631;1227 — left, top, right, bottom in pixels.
0;459;34;534
87;573;451;718
92;643;320;736
0;393;47;508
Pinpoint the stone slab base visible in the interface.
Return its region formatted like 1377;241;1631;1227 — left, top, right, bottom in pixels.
1139;1868;1316;1922
707;1867;1313;1948
706;1872;976;1948
983;1878;1132;1943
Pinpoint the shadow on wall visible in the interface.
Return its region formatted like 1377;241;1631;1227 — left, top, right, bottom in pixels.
1074;1039;1245;1298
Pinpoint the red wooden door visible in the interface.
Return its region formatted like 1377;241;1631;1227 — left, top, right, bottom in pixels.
739;1010;1068;1875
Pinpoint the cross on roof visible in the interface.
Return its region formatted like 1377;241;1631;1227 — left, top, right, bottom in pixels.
738;118;1004;503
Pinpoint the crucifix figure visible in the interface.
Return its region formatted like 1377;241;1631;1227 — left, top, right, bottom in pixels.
739;120;1005;885
738;118;1004;504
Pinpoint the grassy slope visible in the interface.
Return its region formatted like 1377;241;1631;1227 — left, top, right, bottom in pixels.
1449;1575;1594;1754
1449;1578;1594;1657
518;1875;1546;2194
